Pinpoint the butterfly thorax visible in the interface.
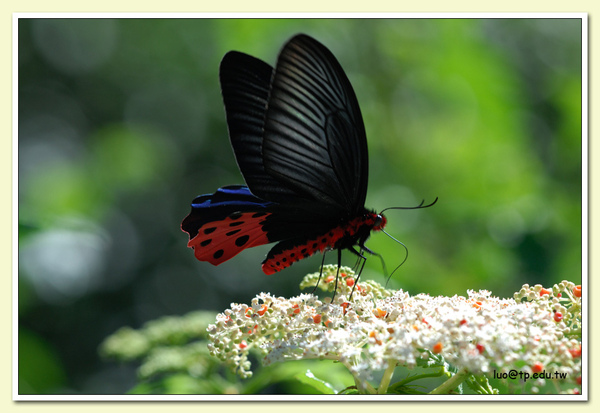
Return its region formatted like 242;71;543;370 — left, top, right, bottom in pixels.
261;210;386;275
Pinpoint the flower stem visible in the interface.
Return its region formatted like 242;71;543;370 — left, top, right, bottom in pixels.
377;360;397;394
429;367;471;395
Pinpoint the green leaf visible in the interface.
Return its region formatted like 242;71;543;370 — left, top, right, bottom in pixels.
465;374;499;395
294;370;337;394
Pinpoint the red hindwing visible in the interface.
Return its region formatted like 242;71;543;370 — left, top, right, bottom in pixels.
188;212;271;265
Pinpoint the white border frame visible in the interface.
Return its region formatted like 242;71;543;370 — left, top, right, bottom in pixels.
12;12;589;402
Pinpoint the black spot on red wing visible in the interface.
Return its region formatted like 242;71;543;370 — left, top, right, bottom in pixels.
301;248;307;254
235;235;250;247
189;212;273;266
290;253;295;257
312;242;318;248
282;258;287;262
321;238;327;243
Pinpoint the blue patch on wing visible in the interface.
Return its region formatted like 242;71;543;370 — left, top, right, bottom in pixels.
182;185;275;239
191;185;273;209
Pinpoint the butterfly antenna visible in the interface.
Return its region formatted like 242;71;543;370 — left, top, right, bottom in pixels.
376;197;436;286
381;229;410;287
379;197;438;215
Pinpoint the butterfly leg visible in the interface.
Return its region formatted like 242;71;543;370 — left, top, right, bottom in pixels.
354;243;388;280
347;246;368;299
311;250;328;295
351;253;362;272
368;248;388;281
331;248;342;300
353;246;385;272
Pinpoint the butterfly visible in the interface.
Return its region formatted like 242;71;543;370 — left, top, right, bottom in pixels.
182;34;425;283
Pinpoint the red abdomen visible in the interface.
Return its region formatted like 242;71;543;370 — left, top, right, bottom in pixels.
261;211;386;275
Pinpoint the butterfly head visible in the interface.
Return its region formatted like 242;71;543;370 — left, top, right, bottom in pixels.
372;213;387;232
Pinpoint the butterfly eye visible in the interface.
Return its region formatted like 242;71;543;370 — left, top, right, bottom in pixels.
373;214;386;230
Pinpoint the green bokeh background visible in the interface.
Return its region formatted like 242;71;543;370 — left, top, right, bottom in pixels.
18;18;582;394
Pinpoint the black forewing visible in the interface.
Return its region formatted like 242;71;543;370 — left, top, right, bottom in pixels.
219;52;300;202
262;34;369;218
219;34;369;245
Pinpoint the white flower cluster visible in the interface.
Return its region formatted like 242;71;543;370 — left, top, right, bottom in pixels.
206;266;582;394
